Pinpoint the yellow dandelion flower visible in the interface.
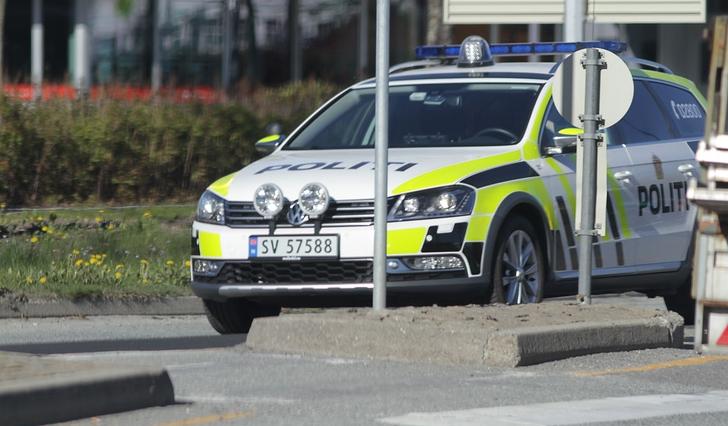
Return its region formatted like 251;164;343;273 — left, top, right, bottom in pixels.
41;226;48;232
165;260;174;267
95;216;102;223
0;202;6;209
75;259;84;267
143;211;153;218
72;249;80;256
25;276;33;284
35;216;43;221
107;223;115;230
30;236;39;244
114;271;122;280
39;276;47;285
89;257;98;265
185;260;191;268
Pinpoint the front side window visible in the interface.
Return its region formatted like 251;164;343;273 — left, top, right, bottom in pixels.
284;83;542;150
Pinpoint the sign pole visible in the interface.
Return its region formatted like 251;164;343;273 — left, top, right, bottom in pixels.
576;48;604;305
373;0;390;311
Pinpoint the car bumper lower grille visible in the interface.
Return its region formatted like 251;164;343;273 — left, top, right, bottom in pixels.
195;261;374;285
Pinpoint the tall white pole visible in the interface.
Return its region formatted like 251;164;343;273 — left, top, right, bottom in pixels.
528;23;539;62
373;0;389;311
564;0;584;42
31;0;43;101
74;0;90;98
151;0;162;95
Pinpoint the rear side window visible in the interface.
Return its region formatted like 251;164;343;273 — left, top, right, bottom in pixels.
607;81;674;145
647;81;705;139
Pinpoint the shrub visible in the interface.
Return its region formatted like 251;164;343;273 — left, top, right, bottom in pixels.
0;80;340;206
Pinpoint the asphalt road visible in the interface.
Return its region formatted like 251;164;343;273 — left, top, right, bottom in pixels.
1;294;726;426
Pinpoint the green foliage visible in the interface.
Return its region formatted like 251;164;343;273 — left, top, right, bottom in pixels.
0;80;339;207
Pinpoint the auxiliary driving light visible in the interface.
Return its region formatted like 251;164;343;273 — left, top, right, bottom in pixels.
253;183;284;218
298;183;330;218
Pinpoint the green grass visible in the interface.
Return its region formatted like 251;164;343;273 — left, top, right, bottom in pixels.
0;205;195;299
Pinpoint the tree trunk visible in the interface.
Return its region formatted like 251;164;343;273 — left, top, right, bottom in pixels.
426;0;450;45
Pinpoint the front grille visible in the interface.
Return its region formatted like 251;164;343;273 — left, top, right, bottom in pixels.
226;200;376;227
196;261;373;284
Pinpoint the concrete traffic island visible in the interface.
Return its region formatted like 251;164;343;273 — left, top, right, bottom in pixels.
0;351;174;425
247;302;684;367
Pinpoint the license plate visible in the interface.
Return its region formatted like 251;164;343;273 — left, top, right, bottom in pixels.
249;235;339;259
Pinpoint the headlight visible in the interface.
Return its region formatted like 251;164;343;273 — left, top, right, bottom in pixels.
298;183;330;218
388;185;474;221
253;183;284;218
196;191;226;224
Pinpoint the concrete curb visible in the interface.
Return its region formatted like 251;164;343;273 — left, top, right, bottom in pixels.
0;353;175;425
0;296;205;318
246;305;684;367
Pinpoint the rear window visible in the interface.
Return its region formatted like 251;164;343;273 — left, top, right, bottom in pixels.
647;81;705;139
607;81;675;145
283;83;542;150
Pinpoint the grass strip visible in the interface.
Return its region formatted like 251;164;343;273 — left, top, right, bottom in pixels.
0;206;194;299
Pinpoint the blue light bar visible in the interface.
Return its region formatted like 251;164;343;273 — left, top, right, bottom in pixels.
415;40;627;61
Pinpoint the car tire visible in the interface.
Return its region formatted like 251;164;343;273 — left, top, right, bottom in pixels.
203;298;281;334
664;278;695;326
489;216;545;305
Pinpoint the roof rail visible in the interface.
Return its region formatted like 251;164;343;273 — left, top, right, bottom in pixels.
389;59;445;74
621;57;674;75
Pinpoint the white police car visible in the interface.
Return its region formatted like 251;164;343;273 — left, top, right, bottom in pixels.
191;36;705;333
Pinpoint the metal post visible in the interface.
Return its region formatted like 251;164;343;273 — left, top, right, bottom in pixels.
73;0;90;98
31;0;43;101
151;0;162;95
527;23;539;63
358;0;368;78
373;0;389;311
576;48;603;305
564;0;584;42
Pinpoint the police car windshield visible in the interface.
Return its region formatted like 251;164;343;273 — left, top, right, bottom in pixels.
283;83;542;150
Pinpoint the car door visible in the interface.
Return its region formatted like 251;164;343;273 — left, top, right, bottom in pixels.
538;102;637;276
644;79;704;260
606;80;693;268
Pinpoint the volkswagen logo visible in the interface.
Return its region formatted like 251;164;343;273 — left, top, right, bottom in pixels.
287;202;309;226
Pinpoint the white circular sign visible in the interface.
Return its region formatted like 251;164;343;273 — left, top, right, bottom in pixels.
552;48;634;129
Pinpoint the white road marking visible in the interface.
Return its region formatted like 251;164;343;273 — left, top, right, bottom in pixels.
380;391;728;426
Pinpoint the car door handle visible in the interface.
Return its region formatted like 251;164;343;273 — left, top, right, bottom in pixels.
613;170;633;184
678;164;695;178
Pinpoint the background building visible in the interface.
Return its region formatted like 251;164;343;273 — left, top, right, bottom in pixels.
1;0;727;95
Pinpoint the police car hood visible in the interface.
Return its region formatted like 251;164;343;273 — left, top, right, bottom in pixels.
223;147;520;201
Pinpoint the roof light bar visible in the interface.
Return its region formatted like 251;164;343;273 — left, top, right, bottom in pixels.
415;40;627;61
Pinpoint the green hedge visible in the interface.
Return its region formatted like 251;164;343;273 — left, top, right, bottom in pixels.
0;81;339;206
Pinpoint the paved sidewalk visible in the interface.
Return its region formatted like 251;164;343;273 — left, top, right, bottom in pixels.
0;351;174;425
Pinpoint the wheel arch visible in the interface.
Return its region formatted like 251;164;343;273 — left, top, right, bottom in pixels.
482;192;554;286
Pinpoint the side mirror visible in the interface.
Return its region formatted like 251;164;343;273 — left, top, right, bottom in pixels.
255;134;285;155
543;135;578;156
